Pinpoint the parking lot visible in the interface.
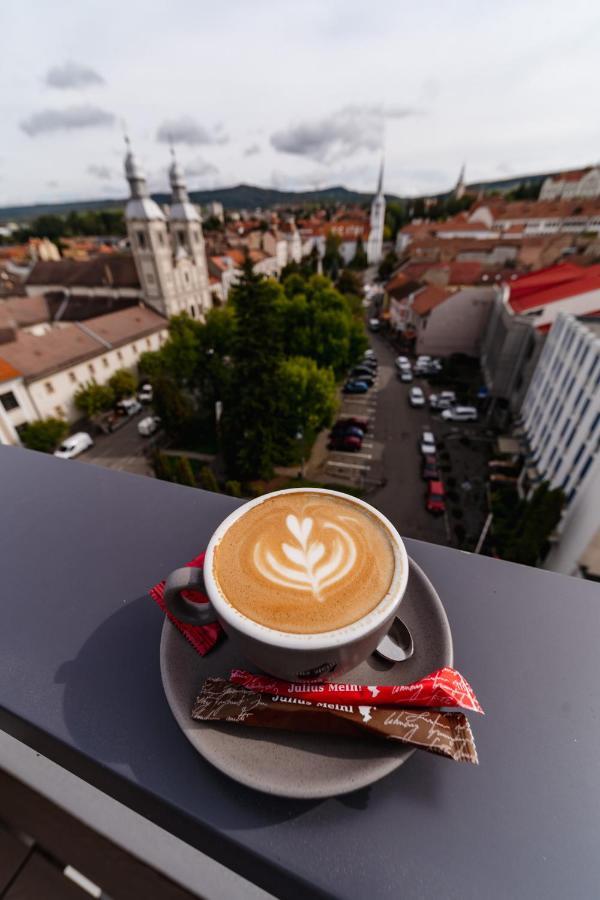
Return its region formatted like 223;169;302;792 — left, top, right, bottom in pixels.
320;331;491;549
77;413;153;476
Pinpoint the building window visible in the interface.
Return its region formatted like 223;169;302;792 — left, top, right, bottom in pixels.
117;350;123;362
102;357;109;369
157;232;165;247
69;372;77;384
146;338;152;349
137;231;147;250
132;343;137;354
147;273;155;284
0;391;19;412
54;405;65;417
88;364;95;376
190;304;196;318
184;271;190;284
45;381;54;395
178;231;185;247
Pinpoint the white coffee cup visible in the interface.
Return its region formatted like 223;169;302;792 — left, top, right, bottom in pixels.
163;488;408;681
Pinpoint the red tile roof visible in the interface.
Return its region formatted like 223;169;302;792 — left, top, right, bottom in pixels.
0;357;21;383
508;262;600;313
27;254;140;289
412;285;455;315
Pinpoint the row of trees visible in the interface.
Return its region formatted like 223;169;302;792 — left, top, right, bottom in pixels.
491;482;564;566
9;209;126;244
138;264;367;480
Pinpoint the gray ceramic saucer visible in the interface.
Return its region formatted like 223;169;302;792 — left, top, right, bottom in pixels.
159;557;452;799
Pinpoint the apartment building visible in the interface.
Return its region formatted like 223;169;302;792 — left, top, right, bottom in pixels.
520;313;600;576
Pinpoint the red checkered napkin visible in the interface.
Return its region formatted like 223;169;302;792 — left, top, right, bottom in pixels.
149;552;223;656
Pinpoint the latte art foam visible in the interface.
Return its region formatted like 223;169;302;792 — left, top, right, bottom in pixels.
213;492;396;634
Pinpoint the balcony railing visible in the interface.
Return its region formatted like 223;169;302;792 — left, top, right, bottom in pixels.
1;445;599;900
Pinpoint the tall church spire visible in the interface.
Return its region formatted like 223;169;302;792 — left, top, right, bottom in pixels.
124;136;165;221
454;163;466;200
366;158;386;265
168;145;200;222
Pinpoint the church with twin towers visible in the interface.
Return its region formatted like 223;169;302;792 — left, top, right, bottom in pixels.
123;141;386;320
124;140;212;321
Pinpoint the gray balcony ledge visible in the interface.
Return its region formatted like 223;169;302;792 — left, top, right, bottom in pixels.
1;445;599;900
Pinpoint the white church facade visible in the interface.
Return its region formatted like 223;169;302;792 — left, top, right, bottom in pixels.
124;141;212;321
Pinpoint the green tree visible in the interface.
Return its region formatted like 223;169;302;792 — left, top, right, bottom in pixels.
378;250;398;281
152;374;194;437
275;356;336;459
174;456;196;487
491;482;564;566
336;268;361;296
225;480;242;497
199;465;220;493
322;233;342;278
19;418;68;453
349;238;368;270
150;449;173;481
108;368;137;400
74;381;114;417
221;261;285;479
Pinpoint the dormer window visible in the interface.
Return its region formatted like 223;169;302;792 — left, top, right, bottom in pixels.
137;231;147;250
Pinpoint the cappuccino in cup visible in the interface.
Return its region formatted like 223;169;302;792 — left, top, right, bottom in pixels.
213;492;396;634
163;488;408;680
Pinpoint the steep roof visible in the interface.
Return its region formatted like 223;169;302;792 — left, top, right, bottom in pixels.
412;285;455;315
470;198;600;222
0;305;165;381
26;254;140;290
0;294;49;327
508;262;600;313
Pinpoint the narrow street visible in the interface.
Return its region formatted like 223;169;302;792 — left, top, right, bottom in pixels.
78;414;153;476
365;332;449;547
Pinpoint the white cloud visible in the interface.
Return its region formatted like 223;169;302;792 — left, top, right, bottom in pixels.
271;105;422;163
156;117;228;147
45;61;105;89
21;106;115;137
87;164;112;179
185;157;218;178
244;143;261;157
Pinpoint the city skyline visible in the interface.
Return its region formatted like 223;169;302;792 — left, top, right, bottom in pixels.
3;0;600;206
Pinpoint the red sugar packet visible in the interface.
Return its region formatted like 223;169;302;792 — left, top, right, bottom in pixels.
149;552;223;656
230;666;483;713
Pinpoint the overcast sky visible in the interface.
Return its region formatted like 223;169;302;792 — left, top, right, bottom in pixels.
2;0;600;207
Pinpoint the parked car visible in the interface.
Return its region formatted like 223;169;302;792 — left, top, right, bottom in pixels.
334;416;369;432
137;383;153;404
398;369;413;383
368;318;381;332
351;366;376;380
441;405;478;422
429;391;456;410
117;397;143;416
422;454;439;481
363;349;376;360
328;434;362;452
395;356;410;369
409;386;426;407
330;424;364;440
416;355;432;365
54;432;94;459
137;415;161;437
420;430;436;455
426;480;446;515
343;380;370;393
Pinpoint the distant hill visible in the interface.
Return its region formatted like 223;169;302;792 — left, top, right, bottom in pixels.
0;168;567;223
0;184;402;222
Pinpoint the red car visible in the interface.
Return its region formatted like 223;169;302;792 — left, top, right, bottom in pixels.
340;416;369;432
329;434;362;452
426;480;446;515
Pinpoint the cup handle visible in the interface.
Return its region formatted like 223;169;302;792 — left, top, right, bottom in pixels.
163;566;218;626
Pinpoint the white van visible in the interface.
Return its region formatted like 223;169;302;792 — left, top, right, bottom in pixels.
441;406;478;422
